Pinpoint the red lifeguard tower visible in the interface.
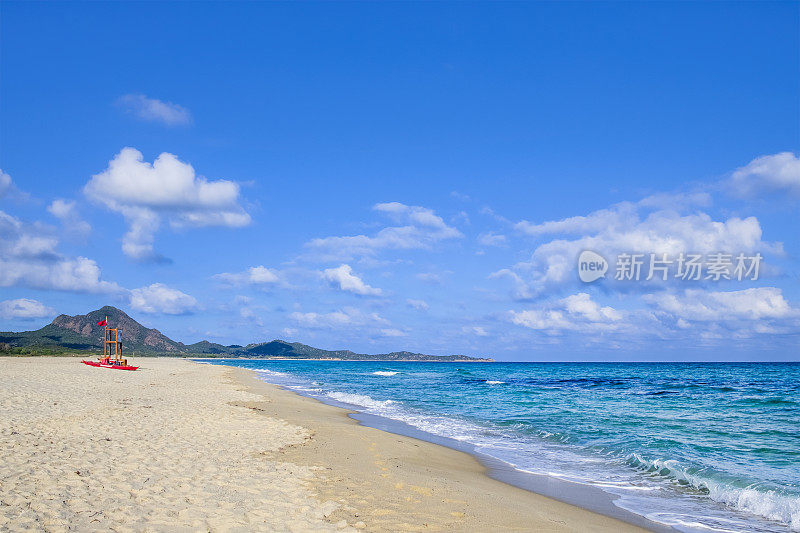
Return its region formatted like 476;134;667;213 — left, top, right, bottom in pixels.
81;317;138;370
103;323;123;361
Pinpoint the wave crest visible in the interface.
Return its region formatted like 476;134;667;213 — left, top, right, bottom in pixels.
626;454;800;529
327;391;395;409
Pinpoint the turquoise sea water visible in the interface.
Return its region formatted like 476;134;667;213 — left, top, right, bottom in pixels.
198;360;800;532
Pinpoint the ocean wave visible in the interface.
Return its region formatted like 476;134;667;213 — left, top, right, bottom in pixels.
254;368;289;377
626;454;800;530
372;371;398;376
485;380;506;385
327;391;395;409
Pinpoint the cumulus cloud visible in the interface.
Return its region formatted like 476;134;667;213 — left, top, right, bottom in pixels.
0;169;27;200
129;283;198;314
0;298;55;319
47;199;91;237
477;232;507;247
289;307;389;329
462;325;489;336
644;287;794;322
214;265;280;286
406;298;429;311
0;170;12;197
416;272;444;284
508;292;623;334
504;287;800;343
514;193;710;237
305;202;462;260
323;264;382;296
238;305;265;327
84;148;251;260
640;287;800;340
117;94;192;126
0;210;119;293
728;152;800;198
499;195;780;298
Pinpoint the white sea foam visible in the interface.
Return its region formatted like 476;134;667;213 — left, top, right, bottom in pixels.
372;371;398;376
485;380;505;385
254;368;289;377
627;454;800;530
327;391;395;409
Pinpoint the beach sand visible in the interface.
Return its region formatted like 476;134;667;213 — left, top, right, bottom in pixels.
0;357;646;532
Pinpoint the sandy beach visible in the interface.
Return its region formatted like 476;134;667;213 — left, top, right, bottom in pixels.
0;357;646;532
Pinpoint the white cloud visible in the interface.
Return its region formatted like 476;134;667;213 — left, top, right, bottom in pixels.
416;272;444;284
462;325;489;336
503;288;799;344
129;283;198;315
0;169;27;200
514;193;710;237
406;298;429;311
117;94;192;126
85;148;251;260
380;328;407;337
477;232;507;247
238;306;265;327
728;152;800;198
215;265;280;286
0;298;55;319
499;195;780;298
644;287;794;322
305;202;462;260
508;292;623;334
0;210;119;293
289;307;389;329
562;293;623;322
0;170;12;197
47;199;91;237
515;203;638;237
323;264;382;296
488;269;533;300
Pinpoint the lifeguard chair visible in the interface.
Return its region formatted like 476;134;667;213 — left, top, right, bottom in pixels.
102;322;127;366
80;317;138;370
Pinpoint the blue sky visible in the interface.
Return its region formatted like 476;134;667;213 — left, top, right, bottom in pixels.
1;1;798;360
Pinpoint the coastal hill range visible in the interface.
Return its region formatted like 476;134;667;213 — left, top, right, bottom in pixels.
0;306;492;361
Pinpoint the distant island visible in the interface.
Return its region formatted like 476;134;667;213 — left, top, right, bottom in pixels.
0;306;493;361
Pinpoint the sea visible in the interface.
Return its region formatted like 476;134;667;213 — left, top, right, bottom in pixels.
196;360;800;532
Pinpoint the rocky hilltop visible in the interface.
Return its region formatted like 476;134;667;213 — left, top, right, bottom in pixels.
51;306;183;352
2;306;183;354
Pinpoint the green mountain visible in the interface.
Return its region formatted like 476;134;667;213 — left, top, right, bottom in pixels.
0;306;184;355
0;306;492;361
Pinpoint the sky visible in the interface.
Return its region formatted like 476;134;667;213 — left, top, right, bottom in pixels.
0;1;798;361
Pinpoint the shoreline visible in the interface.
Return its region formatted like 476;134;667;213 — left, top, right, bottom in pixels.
1;356;659;531
229;363;666;531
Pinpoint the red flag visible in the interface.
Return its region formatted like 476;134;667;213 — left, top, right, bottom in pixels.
97;319;107;327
